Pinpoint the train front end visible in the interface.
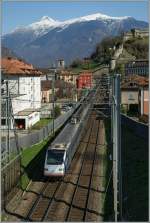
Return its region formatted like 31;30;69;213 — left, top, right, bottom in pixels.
44;145;66;177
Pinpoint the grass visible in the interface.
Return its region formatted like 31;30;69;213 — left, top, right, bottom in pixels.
71;61;100;73
2;119;52;166
20;173;30;191
21;137;50;168
20;123;65;190
20;136;51;190
30;118;52;130
1;214;9;222
122;125;148;221
124;36;148;59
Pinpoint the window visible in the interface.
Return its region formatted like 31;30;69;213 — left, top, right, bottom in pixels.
128;93;135;101
47;150;65;165
1;119;6;125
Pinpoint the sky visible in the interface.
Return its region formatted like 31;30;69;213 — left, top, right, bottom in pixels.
2;1;149;34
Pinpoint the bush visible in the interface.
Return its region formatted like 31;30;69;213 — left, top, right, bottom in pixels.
70;59;82;68
91;36;123;63
54;105;61;118
121;105;127;114
139;115;148;123
124;37;148;59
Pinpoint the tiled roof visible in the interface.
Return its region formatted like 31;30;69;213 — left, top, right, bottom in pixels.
1;57;43;76
59;70;78;76
121;75;149;88
79;71;92;75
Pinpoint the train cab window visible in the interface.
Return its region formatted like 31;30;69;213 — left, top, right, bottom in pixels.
47;150;65;165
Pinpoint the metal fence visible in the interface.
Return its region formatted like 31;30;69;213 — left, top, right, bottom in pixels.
1;102;82;206
1;155;21;209
1;106;80;158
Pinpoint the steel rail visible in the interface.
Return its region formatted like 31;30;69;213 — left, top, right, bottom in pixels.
25;177;52;221
82;118;101;221
42;112;94;221
65;113;96;221
83;75;110;220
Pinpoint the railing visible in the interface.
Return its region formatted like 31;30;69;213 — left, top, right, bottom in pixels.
1;102;82;208
1;103;81;164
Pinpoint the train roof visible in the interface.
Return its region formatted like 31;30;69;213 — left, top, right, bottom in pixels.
50;122;79;150
49;100;90;152
50;143;69;150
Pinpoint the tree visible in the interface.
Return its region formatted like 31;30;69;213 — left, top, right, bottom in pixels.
90;36;123;63
70;58;82;68
115;64;125;78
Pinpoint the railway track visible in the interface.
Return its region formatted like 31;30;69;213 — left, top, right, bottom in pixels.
23;113;93;221
66;118;100;222
5;76;110;221
20;111;106;222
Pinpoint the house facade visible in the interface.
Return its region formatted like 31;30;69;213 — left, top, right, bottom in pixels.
131;28;149;38
41;80;59;103
76;72;92;89
1;57;43;129
121;88;139;112
57;59;65;69
139;87;149;116
121;75;149;114
58;70;78;86
123;28;149;41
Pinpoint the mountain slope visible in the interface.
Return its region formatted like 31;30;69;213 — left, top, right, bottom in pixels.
2;46;17;58
2;13;148;67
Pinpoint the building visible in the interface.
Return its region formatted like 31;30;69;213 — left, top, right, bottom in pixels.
121;84;139;112
121;75;149;113
1;57;43;129
123;28;149;41
76;72;92;89
57;59;65;69
41;79;74;102
139;86;149;116
123;32;133;41
131;28;149;38
58;70;78;86
41;80;59;103
125;59;149;77
110;44;123;70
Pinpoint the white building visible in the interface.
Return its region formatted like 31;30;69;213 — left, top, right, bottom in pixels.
1;57;43;129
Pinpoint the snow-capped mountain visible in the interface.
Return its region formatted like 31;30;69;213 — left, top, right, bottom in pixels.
2;13;148;67
9;13;132;37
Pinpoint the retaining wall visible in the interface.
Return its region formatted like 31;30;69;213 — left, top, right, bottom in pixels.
121;114;148;140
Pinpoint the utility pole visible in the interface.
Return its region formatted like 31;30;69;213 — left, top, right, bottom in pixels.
52;69;57;136
52;72;55;136
115;74;122;221
112;74;122;221
6;80;10;163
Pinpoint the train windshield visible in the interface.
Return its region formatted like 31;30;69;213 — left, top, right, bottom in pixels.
47;150;65;165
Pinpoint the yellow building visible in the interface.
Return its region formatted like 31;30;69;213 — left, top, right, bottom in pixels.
58;70;78;86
